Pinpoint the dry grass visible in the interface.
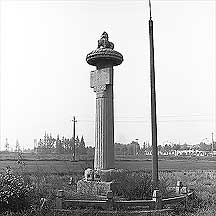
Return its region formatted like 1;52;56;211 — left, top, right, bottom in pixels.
1;157;216;215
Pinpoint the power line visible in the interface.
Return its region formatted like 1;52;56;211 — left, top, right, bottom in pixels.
78;118;215;123
115;114;215;118
74;114;215;119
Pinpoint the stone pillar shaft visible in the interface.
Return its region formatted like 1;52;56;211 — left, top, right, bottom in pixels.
91;67;114;169
95;74;114;169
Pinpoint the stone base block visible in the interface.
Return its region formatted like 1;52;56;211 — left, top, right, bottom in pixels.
77;179;117;196
95;169;117;182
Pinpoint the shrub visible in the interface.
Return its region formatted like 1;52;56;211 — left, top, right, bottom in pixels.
0;167;34;212
112;170;170;200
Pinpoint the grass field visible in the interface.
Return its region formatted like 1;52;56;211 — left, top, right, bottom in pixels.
0;158;215;174
116;159;216;171
1;155;216;215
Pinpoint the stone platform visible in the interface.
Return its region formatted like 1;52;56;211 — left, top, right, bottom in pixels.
76;168;122;196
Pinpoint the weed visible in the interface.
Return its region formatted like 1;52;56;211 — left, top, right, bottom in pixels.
0;167;34;212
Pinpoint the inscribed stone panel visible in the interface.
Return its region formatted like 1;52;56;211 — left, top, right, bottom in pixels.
90;68;112;88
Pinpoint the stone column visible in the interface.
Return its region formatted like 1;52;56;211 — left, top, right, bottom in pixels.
90;67;114;169
86;32;123;170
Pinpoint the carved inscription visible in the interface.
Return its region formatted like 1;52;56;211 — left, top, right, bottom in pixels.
90;68;113;93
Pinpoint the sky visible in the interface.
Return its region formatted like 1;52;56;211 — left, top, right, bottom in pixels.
0;0;215;150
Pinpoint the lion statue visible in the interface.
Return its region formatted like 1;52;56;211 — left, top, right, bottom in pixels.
97;32;114;49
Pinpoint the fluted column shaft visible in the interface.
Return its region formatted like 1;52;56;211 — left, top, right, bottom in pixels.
90;67;114;169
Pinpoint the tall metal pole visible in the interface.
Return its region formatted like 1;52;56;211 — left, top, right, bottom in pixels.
212;132;214;154
149;0;159;189
72;116;77;161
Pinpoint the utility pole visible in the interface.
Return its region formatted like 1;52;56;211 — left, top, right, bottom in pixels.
72;116;77;161
212;132;214;155
149;0;159;190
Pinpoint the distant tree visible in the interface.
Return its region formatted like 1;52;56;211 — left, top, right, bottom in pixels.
37;139;43;153
79;136;86;154
172;144;181;151
114;143;123;155
63;138;69;153
43;132;48;150
143;142;146;151
198;142;211;151
164;144;172;152
127;141;140;155
61;136;66;153
56;135;63;154
213;141;216;151
15;139;20;152
86;146;95;159
121;145;128;156
181;143;191;150
46;133;55;153
5;138;9;152
145;142;152;152
80;136;85;147
158;145;162;152
75;136;86;156
75;136;80;146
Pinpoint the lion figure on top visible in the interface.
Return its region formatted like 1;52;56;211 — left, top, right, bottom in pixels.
97;32;114;50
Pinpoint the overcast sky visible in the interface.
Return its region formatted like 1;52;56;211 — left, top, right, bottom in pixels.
0;0;215;150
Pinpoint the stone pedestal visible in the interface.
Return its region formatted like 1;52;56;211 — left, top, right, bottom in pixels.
77;169;120;196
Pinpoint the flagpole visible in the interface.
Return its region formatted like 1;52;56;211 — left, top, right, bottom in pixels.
148;0;159;190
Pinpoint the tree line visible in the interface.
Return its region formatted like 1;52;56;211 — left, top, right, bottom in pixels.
35;132;91;155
